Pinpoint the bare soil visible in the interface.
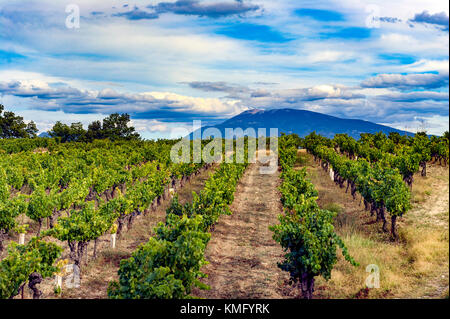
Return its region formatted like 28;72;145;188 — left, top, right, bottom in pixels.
193;153;294;299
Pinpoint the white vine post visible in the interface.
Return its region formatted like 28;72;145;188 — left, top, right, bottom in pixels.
54;260;78;292
55;275;62;291
329;168;334;181
65;264;80;288
111;233;117;249
19;233;25;245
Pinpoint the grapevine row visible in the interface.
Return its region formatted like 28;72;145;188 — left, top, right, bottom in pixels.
0;139;210;298
270;136;358;299
108;151;249;298
303;133;411;238
314;131;449;187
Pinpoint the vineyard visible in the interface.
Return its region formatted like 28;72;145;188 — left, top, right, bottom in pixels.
0;131;448;299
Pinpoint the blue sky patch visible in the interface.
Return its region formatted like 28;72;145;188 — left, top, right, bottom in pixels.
378;54;416;65
294;8;345;21
0;50;26;63
215;23;292;43
320;27;372;39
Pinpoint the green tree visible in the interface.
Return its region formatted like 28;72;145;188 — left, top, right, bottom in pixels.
102;113;140;141
86;120;103;141
0;104;38;138
443;131;449;141
25;122;38;137
69;122;86;141
48;121;86;142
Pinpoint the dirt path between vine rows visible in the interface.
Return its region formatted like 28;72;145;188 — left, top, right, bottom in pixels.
33;165;216;299
193;152;293;299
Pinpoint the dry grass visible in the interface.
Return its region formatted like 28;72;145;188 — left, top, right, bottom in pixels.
296;150;449;299
411;174;433;204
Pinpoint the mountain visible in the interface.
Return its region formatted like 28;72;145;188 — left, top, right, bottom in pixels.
189;108;414;140
38;132;50;138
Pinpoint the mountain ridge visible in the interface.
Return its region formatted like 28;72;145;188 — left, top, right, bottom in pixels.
189;108;414;139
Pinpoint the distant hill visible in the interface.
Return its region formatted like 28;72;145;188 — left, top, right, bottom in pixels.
189;108;414;139
38;132;50;138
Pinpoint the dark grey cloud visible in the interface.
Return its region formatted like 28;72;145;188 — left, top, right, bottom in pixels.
278;88;365;102
113;6;159;20
361;72;449;90
253;81;278;86
376;91;449;102
186;81;248;93
112;1;260;21
409;11;449;31
148;0;261;18
250;89;271;98
0;81;85;100
186;81;364;101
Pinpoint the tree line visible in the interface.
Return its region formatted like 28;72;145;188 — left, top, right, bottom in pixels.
0;104;140;142
0;104;38;138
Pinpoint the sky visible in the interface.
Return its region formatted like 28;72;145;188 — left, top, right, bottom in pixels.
0;0;448;138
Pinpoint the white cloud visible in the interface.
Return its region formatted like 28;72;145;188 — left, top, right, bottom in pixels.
130;119;169;133
0;78;246;118
404;59;449;73
378;32;449;55
380;115;449;136
304;50;354;63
